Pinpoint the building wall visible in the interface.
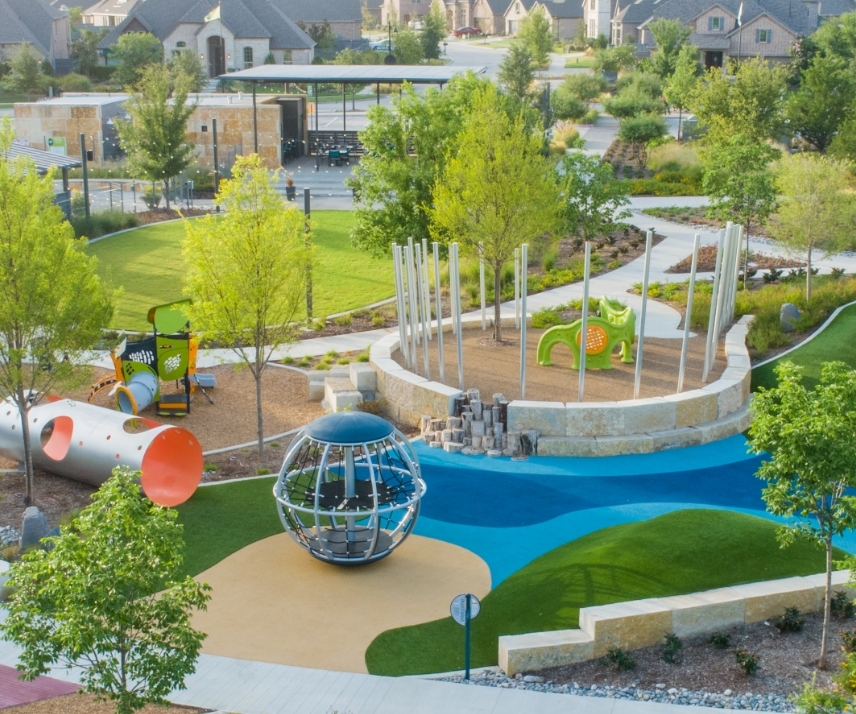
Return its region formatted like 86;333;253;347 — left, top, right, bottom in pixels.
694;7;735;34
384;0;431;24
505;0;530;34
52;17;72;60
197;20;237;71
729;15;795;59
232;38;271;70
555;16;582;40
163;24;202;56
472;0;503;33
327;21;362;39
13;103;110;163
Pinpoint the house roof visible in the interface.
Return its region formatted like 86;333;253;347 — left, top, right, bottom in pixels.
688;30;731;48
85;0;140;17
0;0;64;56
613;0;668;25
505;0;536;16
538;0;583;19
274;0;362;23
639;0;813;36
98;0;316;50
3;142;81;173
817;0;856;16
480;0;512;12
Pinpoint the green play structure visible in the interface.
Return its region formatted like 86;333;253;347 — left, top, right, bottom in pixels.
537;297;636;370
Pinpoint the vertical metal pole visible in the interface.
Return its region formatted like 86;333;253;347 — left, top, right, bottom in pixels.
120;182;124;213
520;244;528;400
677;234;701;394
415;244;430;380
433;242;445;384
109;182;113;211
405;245;419;373
252;81;258;153
709;225;732;377
453;243;464;391
304;188;313;321
393;245;410;368
80;133;90;219
514;248;520;330
345;447;355;543
314;82;320;172
633;231;654;399
421;238;432;340
343;83;347;132
376;82;380;105
132;181;136;213
407;237;420;346
464;594;472;682
578;242;591;402
212;118;220;201
729;225;743;323
479;243;486;331
703;229;726;382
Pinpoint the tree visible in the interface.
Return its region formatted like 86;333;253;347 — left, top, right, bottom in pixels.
830;108;856;163
603;89;664;119
71;29;103;78
420;4;446;60
664;44;701;141
558;73;607;104
646;18;690;78
347;73;494;256
116;65;196;211
786;54;856;153
702;136;779;288
168;50;207;93
393;25;424;65
68;6;84;25
592;45;637;73
689;57;787;144
812;9;856;62
183;155;307;459
0;43;43;94
299;20;337;53
113;32;163;87
770;152;856;300
431;84;559;343
617;113;667;164
748;361;856;669
498;44;535;101
0;119;112;506
560;151;631;244
518;8;554;67
1;468;211;714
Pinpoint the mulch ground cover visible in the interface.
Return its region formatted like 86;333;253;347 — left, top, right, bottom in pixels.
667;245;804;274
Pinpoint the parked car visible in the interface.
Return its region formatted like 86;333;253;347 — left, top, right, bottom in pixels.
452;26;482;37
408;20;423;30
370;39;392;51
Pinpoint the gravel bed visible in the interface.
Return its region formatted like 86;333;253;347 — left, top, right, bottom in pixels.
438;671;794;711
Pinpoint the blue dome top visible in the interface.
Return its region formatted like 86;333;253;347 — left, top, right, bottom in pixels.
304;411;394;444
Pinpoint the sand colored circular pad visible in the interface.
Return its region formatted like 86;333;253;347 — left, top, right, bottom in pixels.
191;533;491;673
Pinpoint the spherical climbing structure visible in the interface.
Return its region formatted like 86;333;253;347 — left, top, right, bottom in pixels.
273;412;426;566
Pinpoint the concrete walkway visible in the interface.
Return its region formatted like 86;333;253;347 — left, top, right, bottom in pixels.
0;619;739;714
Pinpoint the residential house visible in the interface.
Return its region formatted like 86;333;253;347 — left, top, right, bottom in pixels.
0;0;71;68
383;0;431;25
504;0;535;34
473;0;512;33
434;0;475;28
97;0;317;76
278;0;363;41
534;0;584;40
364;0;383;26
84;0;139;28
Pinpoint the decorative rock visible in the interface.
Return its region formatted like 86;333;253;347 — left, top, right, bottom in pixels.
443;442;464;453
780;302;801;332
463;437;471;447
429;419;445;433
471;421;485;438
471;399;483;420
452;428;465;443
507;431;521;453
429;441;443;448
441;429;453;443
487;449;502;458
523;675;544;683
420;415;432;434
492;407;501;426
502;448;514;457
449;417;463;430
483;405;493;428
472;436;482;450
20;506;49;550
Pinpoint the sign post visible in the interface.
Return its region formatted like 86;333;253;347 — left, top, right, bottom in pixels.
450;593;481;681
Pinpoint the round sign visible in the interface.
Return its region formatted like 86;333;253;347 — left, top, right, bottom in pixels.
450;593;480;626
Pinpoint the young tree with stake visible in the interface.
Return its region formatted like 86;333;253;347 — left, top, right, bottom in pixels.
431;84;558;344
749;361;856;670
183;155;307;460
0;119;112;506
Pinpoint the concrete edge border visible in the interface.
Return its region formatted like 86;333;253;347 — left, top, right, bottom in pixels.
498;570;852;676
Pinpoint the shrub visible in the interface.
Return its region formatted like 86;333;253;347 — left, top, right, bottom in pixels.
775;606;806;632
142;186;161;209
734;649;759;675
203;463;217;473
59;73;92;92
312;320;325;332
763;268;784;283
336;357;350;365
831;267;847;279
552;92;588;122
356;350;370;363
832;591;855;620
647;142;699;173
604;90;664;120
608;259;622;269
604;647;636;671
842;629;856;652
314;362;331;370
256;467;271;475
333;313;353;327
371;315;385;327
297;357;311;367
558;73;607;103
709;631;731;649
70;210;138;240
582;108;599;125
282;356;295;365
542;249;558;272
663;632;683;663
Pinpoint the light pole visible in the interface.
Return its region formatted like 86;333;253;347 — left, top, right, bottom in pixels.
385;21;397;65
443;41;448;55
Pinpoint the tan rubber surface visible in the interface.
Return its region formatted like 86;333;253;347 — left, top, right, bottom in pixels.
192;533;491;673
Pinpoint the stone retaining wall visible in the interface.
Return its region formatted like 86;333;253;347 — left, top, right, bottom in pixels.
369;315;753;456
498;570;852;675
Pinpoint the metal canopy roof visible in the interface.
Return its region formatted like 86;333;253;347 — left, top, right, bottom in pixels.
304;412;394;444
2;143;81;173
220;64;487;84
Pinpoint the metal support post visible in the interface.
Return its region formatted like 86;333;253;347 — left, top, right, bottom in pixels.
578;242;591;402
677;234;701;393
433;242;445;384
633;231;654;399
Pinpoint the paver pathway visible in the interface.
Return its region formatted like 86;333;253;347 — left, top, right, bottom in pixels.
0;663;79;709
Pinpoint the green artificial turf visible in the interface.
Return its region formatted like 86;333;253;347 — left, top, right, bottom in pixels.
176;476;281;579
365;509;844;676
86;211;394;331
751;303;856;391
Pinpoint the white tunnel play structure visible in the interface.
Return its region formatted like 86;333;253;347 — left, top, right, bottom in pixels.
0;398;203;507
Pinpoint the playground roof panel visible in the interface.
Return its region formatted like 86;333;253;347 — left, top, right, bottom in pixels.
220;65;488;84
3;143;81;173
304;412;394;445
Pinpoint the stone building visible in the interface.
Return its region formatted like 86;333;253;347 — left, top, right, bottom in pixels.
534;0;584;40
0;0;71;68
83;0;140;29
97;0;318;76
472;0;513;34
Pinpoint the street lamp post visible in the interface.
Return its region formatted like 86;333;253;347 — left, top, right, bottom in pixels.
443;41;448;55
385;21;398;65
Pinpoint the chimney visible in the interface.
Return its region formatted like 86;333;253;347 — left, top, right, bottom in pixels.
803;0;819;29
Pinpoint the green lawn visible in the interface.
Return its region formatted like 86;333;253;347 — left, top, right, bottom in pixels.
751;302;856;391
564;56;597;68
86;211;394;331
365;510;841;676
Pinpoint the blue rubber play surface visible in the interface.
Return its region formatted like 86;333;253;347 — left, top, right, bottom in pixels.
410;435;856;586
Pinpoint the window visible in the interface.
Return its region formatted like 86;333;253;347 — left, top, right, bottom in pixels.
590;19;596;37
590;0;595;8
176;41;186;48
756;28;772;43
708;16;724;30
243;46;253;68
282;49;293;64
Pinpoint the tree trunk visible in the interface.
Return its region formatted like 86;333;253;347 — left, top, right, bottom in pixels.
254;360;265;462
677;106;683;143
819;538;833;669
806;249;812;301
18;398;34;506
493;265;502;343
163;178;171;211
